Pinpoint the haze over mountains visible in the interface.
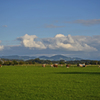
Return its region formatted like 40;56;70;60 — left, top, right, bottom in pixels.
0;55;82;61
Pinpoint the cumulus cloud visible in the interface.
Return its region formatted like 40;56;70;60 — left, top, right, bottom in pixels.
73;35;100;51
42;34;97;51
0;46;4;51
17;34;98;52
66;19;100;26
55;34;65;38
1;34;100;59
45;24;65;28
17;34;46;49
0;41;4;51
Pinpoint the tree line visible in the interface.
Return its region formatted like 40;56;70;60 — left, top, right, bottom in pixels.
0;58;100;66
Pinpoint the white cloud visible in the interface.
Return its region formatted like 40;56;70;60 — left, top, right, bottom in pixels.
0;41;4;51
0;34;100;59
17;34;46;49
42;34;97;52
11;34;99;52
73;35;100;49
0;46;4;51
55;34;65;38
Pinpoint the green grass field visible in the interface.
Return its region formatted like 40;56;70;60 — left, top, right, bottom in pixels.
0;65;100;100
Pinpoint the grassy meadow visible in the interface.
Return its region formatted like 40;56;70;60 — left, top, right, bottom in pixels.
0;65;100;100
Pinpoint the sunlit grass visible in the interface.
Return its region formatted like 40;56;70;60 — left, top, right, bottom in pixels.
0;65;100;100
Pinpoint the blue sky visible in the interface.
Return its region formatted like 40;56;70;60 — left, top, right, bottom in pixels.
0;0;100;59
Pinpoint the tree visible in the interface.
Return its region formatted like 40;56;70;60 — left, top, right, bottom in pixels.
13;60;18;65
0;61;2;65
19;60;24;65
29;61;32;64
4;61;10;65
32;61;35;64
98;61;100;65
90;60;98;65
25;61;29;65
59;60;65;64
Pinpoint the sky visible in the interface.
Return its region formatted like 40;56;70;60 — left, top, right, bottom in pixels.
0;0;100;60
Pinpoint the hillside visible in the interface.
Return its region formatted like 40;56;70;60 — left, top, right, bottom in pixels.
0;55;82;61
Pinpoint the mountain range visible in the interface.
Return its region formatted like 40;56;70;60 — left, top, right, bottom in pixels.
0;55;82;61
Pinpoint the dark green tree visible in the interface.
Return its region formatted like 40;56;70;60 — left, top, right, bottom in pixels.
59;60;65;64
0;61;2;65
19;60;24;65
13;60;18;65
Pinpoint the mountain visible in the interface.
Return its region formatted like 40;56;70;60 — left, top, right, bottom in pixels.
0;55;36;60
39;55;82;61
39;56;50;60
0;55;82;61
